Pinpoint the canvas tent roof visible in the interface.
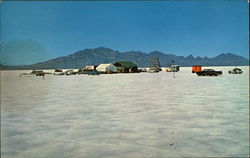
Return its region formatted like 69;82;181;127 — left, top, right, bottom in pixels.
97;63;113;68
96;63;117;72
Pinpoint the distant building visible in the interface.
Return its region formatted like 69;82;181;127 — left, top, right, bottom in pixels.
83;65;97;71
114;61;138;73
96;63;117;73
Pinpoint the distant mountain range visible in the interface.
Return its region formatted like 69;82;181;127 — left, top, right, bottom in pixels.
0;47;249;70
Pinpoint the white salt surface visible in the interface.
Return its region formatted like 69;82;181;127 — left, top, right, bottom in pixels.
1;66;249;157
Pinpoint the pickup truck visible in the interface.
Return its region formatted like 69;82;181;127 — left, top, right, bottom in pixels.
196;69;222;76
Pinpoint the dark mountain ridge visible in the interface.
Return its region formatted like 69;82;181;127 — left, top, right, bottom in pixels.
0;47;249;70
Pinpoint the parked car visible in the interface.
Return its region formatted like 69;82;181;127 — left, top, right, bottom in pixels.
196;69;222;76
87;70;100;75
53;69;65;75
65;70;76;75
20;70;48;77
77;69;100;75
54;69;63;72
228;68;243;74
148;69;159;73
30;70;45;76
138;68;147;72
77;69;88;74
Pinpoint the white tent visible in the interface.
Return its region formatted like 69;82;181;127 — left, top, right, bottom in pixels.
96;63;117;73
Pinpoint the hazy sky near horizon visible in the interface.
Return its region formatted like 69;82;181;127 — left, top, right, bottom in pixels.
1;0;249;65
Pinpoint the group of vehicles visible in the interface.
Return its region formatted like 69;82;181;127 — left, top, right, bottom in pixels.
53;69;100;75
20;69;100;77
194;67;243;76
19;70;50;77
147;65;180;73
53;69;78;75
19;66;243;78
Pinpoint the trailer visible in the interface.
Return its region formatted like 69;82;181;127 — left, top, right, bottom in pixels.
166;65;180;72
192;65;202;73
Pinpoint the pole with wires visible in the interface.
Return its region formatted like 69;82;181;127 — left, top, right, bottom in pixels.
172;60;176;78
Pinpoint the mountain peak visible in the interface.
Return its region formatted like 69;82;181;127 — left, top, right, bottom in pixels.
149;51;164;56
216;52;241;58
95;47;114;51
187;55;194;59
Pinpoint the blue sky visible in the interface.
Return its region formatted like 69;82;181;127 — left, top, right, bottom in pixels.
0;1;249;65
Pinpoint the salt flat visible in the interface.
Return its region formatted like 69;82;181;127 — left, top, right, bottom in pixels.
1;66;249;157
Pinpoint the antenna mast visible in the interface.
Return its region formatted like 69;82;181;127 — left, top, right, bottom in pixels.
149;57;161;71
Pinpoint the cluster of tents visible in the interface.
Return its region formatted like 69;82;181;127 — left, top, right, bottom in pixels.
79;61;139;74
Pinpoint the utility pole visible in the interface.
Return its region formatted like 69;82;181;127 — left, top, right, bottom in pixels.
172;60;176;78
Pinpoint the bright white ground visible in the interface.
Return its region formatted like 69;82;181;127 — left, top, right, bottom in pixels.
1;66;249;157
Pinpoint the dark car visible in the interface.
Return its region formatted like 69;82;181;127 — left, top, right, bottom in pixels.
196;69;222;76
87;70;100;75
77;69;100;75
31;70;45;76
65;70;76;75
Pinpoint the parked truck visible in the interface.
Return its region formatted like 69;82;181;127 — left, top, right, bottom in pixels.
166;65;180;72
